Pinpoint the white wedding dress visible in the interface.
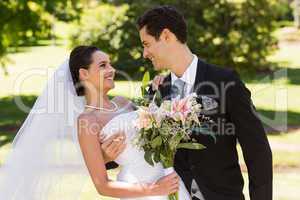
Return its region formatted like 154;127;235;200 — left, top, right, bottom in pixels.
101;110;191;200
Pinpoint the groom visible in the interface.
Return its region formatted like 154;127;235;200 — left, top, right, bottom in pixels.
103;5;272;200
137;5;273;200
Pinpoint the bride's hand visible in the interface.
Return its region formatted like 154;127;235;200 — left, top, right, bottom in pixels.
147;172;180;196
100;133;126;163
151;75;165;91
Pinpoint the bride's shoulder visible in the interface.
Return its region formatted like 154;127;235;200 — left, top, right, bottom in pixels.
77;112;106;132
78;111;98;124
113;96;132;108
77;110;104;124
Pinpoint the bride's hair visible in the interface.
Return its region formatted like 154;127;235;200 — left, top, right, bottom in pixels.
69;45;99;96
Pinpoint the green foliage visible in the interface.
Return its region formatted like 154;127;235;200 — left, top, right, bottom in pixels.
273;0;294;22
177;142;206;150
70;3;160;79
71;0;282;76
0;0;83;69
132;71;152;106
141;71;150;96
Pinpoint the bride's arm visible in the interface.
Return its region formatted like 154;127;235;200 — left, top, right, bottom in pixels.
78;114;179;198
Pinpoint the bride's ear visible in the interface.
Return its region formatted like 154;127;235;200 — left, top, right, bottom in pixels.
79;68;89;81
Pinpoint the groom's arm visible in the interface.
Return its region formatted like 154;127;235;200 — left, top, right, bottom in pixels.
226;73;273;200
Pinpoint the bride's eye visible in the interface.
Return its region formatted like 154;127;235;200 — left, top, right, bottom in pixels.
99;63;106;68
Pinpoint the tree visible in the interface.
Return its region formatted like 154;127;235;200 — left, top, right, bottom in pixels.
294;0;300;28
0;0;83;71
69;3;146;79
71;0;281;79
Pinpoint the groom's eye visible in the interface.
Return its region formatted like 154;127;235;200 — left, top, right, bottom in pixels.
142;42;149;47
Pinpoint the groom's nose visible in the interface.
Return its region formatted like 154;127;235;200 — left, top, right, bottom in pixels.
143;49;149;59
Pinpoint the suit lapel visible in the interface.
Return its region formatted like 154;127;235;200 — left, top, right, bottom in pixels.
193;58;207;95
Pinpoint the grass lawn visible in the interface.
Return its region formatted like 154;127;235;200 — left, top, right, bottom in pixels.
242;171;300;200
237;130;300;168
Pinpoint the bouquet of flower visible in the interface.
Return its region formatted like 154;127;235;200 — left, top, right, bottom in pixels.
134;92;212;200
132;72;215;200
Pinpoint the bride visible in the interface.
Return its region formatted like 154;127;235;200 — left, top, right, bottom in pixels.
0;45;191;199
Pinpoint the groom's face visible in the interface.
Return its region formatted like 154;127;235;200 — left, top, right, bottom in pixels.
139;27;169;70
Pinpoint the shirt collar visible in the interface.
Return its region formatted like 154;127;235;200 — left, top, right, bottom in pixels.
171;54;198;85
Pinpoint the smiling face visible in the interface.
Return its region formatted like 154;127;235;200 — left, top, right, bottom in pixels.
139;26;170;71
79;51;116;94
137;6;188;71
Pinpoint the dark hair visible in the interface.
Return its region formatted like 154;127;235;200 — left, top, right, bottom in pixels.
137;5;187;43
69;45;99;96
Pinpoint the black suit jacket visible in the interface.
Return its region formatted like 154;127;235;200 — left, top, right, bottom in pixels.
147;58;273;200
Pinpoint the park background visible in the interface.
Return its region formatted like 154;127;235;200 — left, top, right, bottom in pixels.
0;0;300;199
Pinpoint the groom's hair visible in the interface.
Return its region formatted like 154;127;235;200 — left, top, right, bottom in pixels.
137;5;187;44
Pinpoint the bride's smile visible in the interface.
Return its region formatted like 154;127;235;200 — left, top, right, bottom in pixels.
73;50;116;98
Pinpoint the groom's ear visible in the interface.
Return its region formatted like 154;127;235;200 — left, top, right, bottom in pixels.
161;28;175;43
79;68;89;80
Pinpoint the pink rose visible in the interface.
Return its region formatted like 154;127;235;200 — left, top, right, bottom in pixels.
136;108;153;129
171;98;191;123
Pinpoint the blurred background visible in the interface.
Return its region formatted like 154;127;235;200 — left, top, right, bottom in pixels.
0;0;299;199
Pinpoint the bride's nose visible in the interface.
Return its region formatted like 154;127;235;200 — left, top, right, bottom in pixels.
107;63;116;73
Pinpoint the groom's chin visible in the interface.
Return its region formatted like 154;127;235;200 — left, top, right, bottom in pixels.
153;64;163;71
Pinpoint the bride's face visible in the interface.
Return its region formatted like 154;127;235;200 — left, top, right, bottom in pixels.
80;51;116;94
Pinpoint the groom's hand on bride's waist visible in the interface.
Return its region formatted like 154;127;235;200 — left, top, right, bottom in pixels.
99;132;126;163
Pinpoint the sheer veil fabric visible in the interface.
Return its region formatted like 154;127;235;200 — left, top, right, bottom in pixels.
0;60;91;199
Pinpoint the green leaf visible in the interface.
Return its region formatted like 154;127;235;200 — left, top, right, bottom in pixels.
144;151;154;166
141;71;150;96
160;153;174;168
142;71;150;87
151;136;162;148
154;150;161;163
169;133;183;151
154;90;162;106
177;143;206;150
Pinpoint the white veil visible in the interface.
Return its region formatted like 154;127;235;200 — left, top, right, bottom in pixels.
0;60;91;199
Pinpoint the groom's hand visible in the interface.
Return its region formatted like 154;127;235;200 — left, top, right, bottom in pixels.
100;133;126;163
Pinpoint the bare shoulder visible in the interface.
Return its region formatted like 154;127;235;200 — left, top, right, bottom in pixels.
113;96;131;107
77;112;103;136
78;111;97;124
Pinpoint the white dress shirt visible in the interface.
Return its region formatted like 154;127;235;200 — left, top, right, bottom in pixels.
171;54;198;100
